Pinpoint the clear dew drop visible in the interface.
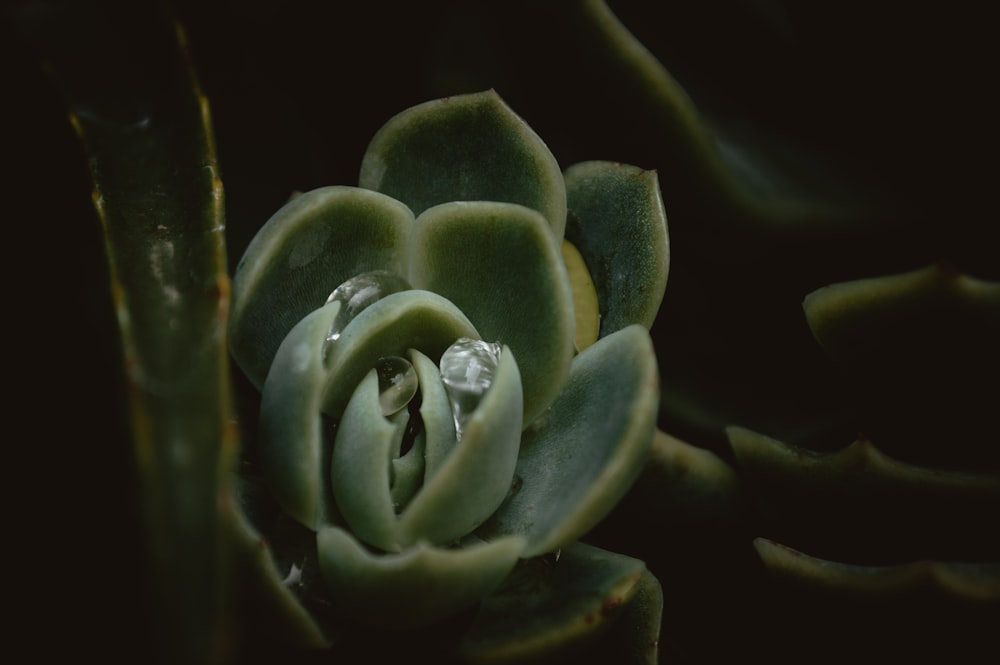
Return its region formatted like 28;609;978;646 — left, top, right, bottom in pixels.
439;337;503;440
323;271;410;356
376;356;418;417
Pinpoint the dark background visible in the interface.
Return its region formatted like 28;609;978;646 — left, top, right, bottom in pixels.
5;0;995;660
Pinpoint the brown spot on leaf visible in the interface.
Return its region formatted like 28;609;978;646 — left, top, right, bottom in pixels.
600;596;623;617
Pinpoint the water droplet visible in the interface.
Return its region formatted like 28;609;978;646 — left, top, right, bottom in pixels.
439;337;503;440
323;271;410;355
376;356;418;417
282;562;303;587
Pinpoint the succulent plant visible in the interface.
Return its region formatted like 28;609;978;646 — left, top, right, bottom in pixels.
13;0;996;662
227;89;669;654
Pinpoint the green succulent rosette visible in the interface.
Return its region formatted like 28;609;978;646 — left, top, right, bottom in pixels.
229;90;668;655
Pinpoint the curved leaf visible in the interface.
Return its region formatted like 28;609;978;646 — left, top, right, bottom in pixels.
804;263;1000;468
331;369;409;551
316;527;525;629
634;429;742;527
231;186;414;387
259;301;341;529
408;201;575;425
397;346;523;547
359;89;567;238
805;263;1000;364
261;291;479;529
564;161;669;336
598;569;663;665
755;538;1000;601
459;542;647;663
728;426;1000;495
478;325;658;557
321;290;479;418
408;348;458;483
17;4;241;661
729;426;1000;562
571;0;893;231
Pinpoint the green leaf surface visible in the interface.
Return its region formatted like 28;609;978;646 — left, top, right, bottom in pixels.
803;263;1000;469
397;346;523;547
459;542;648;663
231;186;414;387
636;429;741;526
316;527;525;629
225;502;329;650
359;89;567;238
804;263;1000;365
409;348;458;482
478;325;658;557
728;426;1000;496
321;290;480;417
331;369;409;551
571;0;894;231
259;301;340;529
564;161;669;337
408;201;575;425
729;426;1000;562
596;569;663;665
16;3;239;662
755;538;1000;601
261;291;480;530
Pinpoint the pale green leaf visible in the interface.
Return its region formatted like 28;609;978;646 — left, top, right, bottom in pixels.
459;542;647;663
478;325;658;556
231;186;413;387
359;89;567;238
331;369;409;551
397;347;523;547
321;290;479;418
316;527;525;628
564;161;669;336
258;301;341;529
408;201;574;425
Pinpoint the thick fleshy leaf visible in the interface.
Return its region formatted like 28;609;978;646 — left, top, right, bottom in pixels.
225;503;328;649
331;369;409;551
331;345;522;550
564;161;669;337
408;201;574;425
321;290;479;418
596;570;663;665
805;263;1000;363
260;291;479;529
259;301;341;529
755;538;1000;601
316;527;525;628
397;346;523;547
565;1;896;232
459;542;647;663
408;348;458;483
622;429;741;530
728;427;1000;562
803;263;1000;469
478;325;658;557
230;186;414;387
359;89;567;238
728;426;1000;495
17;5;240;660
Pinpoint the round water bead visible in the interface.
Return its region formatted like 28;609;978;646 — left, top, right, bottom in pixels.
323;270;410;355
439;337;503;440
375;356;419;417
